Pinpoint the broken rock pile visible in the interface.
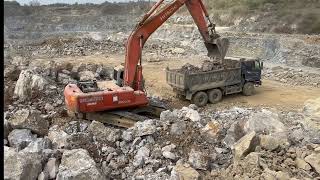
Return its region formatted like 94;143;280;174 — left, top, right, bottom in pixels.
4;100;320;179
263;66;320;87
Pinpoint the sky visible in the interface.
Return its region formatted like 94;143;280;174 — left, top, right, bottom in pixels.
9;0;137;5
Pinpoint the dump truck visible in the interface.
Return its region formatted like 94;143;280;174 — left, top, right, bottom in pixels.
166;57;263;107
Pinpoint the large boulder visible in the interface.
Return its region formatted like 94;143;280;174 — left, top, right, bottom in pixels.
8;129;37;150
233;131;259;160
4;146;43;180
88;121;121;143
133;119;157;137
9;109;49;136
259;134;288;151
14;69;48;101
21;137;52;154
160;110;179;123
305;153;320;174
295;158;312;171
244;109;286;134
48;126;69;149
170;164;199;180
302;97;320;132
181;107;200;122
223;120;246;148
57;149;104;180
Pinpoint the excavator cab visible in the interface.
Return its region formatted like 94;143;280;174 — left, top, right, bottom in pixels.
113;65;124;87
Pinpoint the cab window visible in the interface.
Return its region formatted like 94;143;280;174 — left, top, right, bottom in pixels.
255;61;260;70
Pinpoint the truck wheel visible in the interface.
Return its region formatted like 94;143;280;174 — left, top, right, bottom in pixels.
208;89;222;104
192;91;208;107
243;82;254;96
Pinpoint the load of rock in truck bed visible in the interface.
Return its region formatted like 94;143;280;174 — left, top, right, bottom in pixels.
177;58;242;73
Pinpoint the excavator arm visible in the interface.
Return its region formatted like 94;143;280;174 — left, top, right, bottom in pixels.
124;0;229;90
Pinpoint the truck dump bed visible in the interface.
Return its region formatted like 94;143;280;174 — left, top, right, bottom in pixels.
166;59;242;93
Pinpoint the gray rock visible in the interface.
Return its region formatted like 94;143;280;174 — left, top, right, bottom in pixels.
201;121;221;141
57;149;104;180
4;65;21;81
170;164;199;180
88;121;121;143
188;104;198;110
244;109;286;134
188;149;208;170
181;107;200;122
48;126;69;149
160;110;178;122
122;130;133;142
302;97;320;132
172;47;185;54
133;146;150;167
145;172;170;180
102;146;116;154
4;118;11;138
38;172;49;180
305;153;320;174
79;70;95;81
44;158;60;179
163;151;176;160
14;69;48;101
170;121;187;135
223;120;246;148
134;119;157;137
65;132;93;149
8;129;37;150
44;103;54;112
57;73;73;84
275;171;290;180
234;131;259;160
4;146;43;180
9;109;49;136
295;158;312;171
22;137;52;153
162;144;176;152
132;137;142;147
259;135;286;151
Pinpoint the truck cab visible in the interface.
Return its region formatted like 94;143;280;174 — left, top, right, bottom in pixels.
240;58;263;85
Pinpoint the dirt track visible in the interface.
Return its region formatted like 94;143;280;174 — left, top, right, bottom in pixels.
31;54;320;111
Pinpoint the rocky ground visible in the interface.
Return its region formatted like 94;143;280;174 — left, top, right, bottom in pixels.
4;1;320;180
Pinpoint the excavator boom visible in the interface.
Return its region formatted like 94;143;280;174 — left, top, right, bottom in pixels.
124;0;229;90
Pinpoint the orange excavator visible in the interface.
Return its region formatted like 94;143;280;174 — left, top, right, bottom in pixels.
64;0;228;126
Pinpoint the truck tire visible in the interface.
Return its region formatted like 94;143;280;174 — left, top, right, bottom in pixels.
243;82;254;96
208;89;222;104
192;91;208;107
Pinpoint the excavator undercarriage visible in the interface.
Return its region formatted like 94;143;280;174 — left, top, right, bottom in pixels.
68;98;167;128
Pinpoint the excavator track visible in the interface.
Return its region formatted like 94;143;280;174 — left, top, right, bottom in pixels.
68;99;168;128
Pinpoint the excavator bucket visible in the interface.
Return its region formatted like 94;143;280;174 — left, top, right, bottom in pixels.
205;37;230;60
